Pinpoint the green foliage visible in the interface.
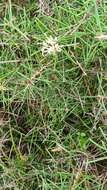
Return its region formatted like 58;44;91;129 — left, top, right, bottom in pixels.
0;0;107;189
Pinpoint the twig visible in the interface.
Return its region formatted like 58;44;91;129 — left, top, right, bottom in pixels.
27;62;51;84
76;60;87;76
65;0;102;36
64;13;89;36
97;95;107;100
70;51;87;76
0;60;21;64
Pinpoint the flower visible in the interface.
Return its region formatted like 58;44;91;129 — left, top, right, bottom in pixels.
41;36;62;55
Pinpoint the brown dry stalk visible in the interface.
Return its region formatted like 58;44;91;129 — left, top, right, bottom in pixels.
69;168;83;190
0;183;16;190
65;0;102;36
96;0;101;5
76;60;87;76
70;51;87;76
38;0;51;15
97;95;107;100
27;62;51;84
95;33;107;40
65;13;89;36
83;78;93;96
51;145;63;153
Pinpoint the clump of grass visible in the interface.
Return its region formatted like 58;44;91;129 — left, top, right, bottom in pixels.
0;0;107;189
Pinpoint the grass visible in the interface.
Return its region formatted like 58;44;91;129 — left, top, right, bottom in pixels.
0;0;107;189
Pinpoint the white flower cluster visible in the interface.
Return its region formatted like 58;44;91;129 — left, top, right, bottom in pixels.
41;36;62;55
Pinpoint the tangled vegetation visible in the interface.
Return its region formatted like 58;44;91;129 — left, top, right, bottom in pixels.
0;0;107;189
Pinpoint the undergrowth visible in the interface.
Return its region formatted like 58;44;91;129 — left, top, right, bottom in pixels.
0;0;107;189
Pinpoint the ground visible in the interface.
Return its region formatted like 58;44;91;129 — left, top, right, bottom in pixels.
0;0;107;189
